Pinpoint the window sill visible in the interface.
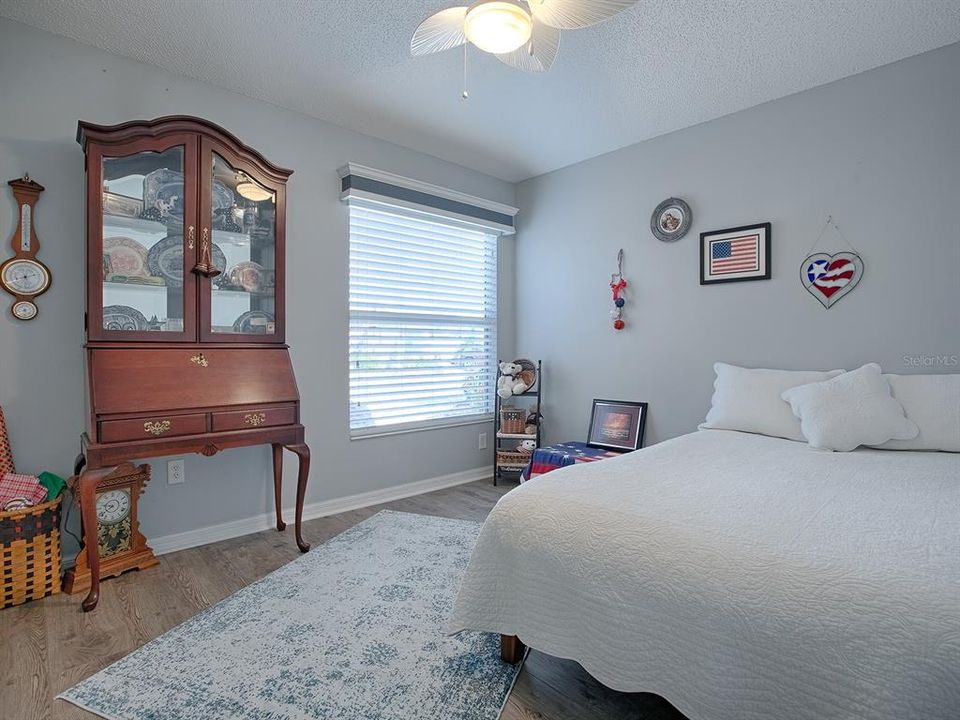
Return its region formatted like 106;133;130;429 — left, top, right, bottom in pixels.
350;414;494;441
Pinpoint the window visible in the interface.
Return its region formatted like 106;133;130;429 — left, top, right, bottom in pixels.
349;203;498;436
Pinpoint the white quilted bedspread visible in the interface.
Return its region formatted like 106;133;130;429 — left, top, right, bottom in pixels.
448;430;960;719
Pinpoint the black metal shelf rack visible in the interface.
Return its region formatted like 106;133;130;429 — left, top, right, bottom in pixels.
493;359;542;486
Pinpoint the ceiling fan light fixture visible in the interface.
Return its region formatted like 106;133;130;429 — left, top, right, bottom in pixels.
463;0;532;55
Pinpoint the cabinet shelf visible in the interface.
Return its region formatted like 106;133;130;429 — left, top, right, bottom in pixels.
103;280;274;299
103;213;170;236
104;278;166;289
496;432;537;440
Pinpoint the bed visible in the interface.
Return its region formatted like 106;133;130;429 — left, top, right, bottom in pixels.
447;429;960;720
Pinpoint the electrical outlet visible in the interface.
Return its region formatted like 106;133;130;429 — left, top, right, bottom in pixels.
167;459;185;485
479;432;487;450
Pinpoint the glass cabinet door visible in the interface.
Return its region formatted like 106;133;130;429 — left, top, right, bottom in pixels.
200;144;283;342
93;135;198;340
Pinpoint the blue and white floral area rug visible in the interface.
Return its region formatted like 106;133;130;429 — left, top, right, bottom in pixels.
59;511;522;720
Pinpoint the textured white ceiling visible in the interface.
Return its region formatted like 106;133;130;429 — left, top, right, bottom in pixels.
2;0;959;182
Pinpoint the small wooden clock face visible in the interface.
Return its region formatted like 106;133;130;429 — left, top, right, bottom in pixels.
96;488;131;524
2;258;50;296
97;488;133;557
12;300;37;320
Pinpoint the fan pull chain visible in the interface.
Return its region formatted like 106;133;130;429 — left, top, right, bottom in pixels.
462;43;469;100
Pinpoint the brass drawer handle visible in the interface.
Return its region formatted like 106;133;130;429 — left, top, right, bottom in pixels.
244;412;267;427
144;420;172;436
190;353;208;367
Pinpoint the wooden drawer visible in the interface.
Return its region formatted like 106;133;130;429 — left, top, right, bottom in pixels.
211;405;297;432
100;413;208;444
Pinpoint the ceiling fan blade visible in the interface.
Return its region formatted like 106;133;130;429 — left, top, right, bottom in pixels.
527;0;637;30
496;19;560;73
411;7;468;56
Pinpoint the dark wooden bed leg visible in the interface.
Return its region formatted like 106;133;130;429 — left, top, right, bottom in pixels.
500;634;525;663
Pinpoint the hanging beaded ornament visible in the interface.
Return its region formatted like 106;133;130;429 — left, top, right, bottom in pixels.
610;249;627;331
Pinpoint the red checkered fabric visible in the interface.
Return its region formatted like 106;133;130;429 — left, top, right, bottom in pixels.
0;406;14;477
0;473;46;506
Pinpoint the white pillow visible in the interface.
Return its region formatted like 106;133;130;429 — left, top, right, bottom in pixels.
700;363;844;441
781;363;919;451
871;373;960;452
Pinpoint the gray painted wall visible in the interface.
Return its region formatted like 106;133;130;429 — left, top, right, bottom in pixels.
0;19;515;550
515;42;960;447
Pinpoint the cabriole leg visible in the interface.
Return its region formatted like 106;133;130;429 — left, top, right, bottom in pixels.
271;443;286;531
284;443;311;552
76;465;118;612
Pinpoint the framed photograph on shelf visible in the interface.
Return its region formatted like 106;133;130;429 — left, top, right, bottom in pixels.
586;399;648;452
700;222;771;284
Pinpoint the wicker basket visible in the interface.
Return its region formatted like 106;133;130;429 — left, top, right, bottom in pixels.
499;408;527;434
1;496;62;609
497;450;531;468
513;358;538;390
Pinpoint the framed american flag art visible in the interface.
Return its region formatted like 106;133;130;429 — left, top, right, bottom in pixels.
700;222;771;284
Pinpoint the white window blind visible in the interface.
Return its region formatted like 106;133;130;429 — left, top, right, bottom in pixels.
349;203;498;436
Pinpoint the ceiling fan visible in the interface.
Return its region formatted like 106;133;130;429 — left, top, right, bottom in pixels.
411;0;638;73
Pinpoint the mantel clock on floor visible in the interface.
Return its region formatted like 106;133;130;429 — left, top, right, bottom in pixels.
63;463;158;595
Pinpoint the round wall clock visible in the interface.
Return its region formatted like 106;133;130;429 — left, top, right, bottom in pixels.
12;301;37;321
2;176;52;320
650;197;692;242
2;258;50;296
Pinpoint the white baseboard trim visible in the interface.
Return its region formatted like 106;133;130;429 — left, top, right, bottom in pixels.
150;466;492;556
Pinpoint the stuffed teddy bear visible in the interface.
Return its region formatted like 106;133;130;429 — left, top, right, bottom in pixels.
497;361;529;399
516;439;537;454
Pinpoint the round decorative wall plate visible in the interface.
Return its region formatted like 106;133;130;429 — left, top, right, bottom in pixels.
650;197;692;242
232;309;274;334
104;237;149;278
102;304;149;332
147;235;226;286
224;261;265;293
143;169;235;221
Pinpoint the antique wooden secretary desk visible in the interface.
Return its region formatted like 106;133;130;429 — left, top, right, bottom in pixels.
74;116;310;611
